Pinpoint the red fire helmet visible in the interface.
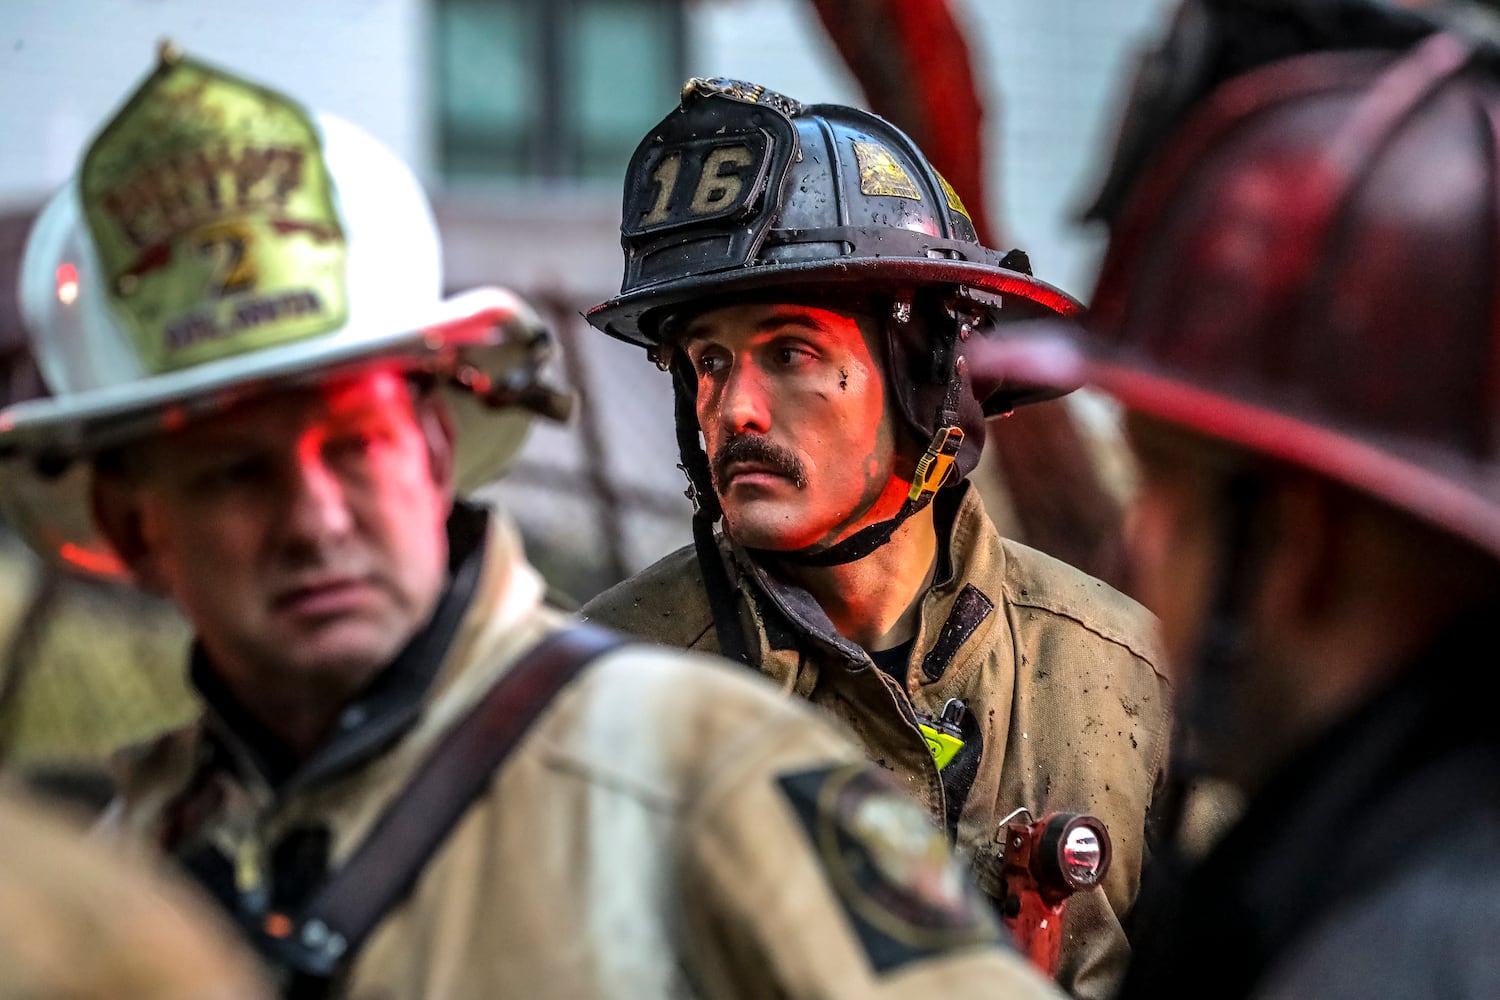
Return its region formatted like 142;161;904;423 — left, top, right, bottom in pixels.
1070;31;1500;560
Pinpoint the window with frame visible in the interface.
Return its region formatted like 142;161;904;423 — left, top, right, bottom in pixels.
435;0;686;184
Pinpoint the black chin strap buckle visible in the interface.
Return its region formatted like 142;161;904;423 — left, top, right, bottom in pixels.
908;425;965;502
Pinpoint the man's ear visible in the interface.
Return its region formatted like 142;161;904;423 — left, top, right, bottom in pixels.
416;395;458;502
1252;472;1344;632
89;473;167;594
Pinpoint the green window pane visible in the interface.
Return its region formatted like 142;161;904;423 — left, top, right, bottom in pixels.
436;0;683;182
574;1;682;181
437;1;538;178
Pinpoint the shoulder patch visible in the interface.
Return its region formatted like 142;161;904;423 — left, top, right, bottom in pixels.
777;763;1001;973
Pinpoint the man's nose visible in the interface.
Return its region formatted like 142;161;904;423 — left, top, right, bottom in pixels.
285;442;354;541
717;360;772;435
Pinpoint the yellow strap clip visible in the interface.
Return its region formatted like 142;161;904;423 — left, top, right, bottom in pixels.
908;425;965;502
919;723;966;770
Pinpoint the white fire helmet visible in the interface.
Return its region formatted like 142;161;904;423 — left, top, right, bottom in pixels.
0;47;569;578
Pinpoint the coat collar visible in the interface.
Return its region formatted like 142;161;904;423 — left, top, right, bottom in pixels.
725;482;1005;687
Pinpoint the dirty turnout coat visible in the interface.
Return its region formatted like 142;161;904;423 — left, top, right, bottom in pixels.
584;483;1172;1000
105;506;1062;1000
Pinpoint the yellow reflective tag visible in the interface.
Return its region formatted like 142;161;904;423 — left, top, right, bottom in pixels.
937;172;973;222
920;723;965;770
853;141;922;200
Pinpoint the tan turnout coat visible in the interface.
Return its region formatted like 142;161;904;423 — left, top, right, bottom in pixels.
106;511;1063;1000
584;483;1173;1000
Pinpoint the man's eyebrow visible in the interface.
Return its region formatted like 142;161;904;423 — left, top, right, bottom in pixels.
681;310;830;345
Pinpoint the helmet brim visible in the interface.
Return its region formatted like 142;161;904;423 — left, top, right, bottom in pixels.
970;324;1500;564
586;255;1083;348
0;286;552;579
1091;358;1500;565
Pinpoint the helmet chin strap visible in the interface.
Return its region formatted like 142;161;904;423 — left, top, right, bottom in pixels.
669;309;966;666
669;356;752;665
750;420;964;567
671;302;969;576
762;314;969;567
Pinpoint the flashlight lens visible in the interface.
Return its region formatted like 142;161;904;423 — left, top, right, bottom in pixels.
1062;826;1103;884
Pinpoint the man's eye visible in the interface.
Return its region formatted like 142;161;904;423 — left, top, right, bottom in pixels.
695;354;729;377
194;459;267;490
775;345;815;366
325;433;376;461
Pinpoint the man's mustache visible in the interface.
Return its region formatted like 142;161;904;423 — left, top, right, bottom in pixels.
711;435;808;492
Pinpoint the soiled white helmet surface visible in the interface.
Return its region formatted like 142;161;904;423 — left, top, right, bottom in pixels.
0;47;567;577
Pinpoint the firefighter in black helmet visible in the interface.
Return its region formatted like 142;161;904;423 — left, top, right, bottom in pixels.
584;78;1172;999
966;2;1500;997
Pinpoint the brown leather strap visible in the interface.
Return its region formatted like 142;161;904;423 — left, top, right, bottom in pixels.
274;622;627;984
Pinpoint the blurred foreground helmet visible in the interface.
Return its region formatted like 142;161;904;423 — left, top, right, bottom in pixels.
0;46;569;578
588;79;1083;566
1081;22;1500;559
